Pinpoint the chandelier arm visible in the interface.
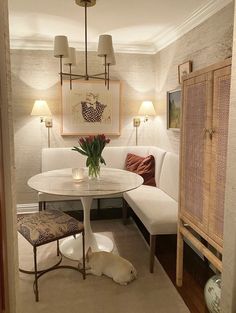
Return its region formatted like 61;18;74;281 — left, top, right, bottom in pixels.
90;72;106;77
88;76;107;80
61;72;86;78
71;77;87;80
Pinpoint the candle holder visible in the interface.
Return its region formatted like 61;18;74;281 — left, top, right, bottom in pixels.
72;168;85;182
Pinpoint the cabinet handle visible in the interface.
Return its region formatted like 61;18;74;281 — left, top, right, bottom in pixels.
203;128;215;139
209;128;216;140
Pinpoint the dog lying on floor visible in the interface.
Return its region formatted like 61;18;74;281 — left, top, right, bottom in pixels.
85;247;137;285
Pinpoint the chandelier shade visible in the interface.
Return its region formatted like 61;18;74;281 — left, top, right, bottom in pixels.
54;36;69;58
64;47;77;66
97;34;114;57
102;48;116;66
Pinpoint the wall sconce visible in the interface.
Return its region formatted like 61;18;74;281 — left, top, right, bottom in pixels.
133;101;156;146
31;100;53;148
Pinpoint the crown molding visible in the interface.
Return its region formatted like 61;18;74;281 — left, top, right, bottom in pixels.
10;38;156;54
10;0;232;54
153;0;233;52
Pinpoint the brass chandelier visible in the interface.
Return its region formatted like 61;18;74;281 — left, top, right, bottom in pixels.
53;0;116;90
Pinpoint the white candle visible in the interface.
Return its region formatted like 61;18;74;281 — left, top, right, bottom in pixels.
72;168;84;181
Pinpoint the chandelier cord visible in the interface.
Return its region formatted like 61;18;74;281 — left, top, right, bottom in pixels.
85;2;88;80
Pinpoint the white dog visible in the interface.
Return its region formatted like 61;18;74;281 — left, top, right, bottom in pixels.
85;247;137;285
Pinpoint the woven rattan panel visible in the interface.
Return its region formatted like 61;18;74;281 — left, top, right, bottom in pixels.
209;67;231;245
181;80;208;228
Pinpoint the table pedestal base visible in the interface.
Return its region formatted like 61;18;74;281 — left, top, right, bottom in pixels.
60;233;114;261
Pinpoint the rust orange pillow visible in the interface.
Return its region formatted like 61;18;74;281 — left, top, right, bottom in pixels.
125;153;156;187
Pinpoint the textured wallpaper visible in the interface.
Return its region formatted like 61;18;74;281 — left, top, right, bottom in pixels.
11;3;233;204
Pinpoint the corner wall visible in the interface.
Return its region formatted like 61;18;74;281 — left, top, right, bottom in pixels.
154;3;233;154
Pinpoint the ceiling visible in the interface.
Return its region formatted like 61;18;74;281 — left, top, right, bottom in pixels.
8;0;232;53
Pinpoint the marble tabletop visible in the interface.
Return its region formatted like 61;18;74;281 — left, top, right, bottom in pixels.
28;167;144;197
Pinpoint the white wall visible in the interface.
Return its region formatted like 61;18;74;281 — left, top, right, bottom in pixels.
11;51;156;203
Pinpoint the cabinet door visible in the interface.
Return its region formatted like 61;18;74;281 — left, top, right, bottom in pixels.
208;66;231;246
180;73;213;233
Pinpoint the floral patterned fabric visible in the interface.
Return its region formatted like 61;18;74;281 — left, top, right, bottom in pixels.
17;210;84;247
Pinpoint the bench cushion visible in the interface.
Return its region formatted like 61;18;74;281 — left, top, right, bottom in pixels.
124;185;178;235
17;210;84;246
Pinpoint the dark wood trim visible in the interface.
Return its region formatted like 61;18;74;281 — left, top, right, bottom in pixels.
122;199;129;225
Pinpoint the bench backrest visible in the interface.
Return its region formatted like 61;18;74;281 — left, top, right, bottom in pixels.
42;146;179;196
159;152;179;201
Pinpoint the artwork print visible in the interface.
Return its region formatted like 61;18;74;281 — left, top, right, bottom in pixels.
167;89;181;130
61;81;120;135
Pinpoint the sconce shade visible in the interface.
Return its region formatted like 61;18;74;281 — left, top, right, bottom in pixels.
64;47;77;66
97;34;113;57
138;101;156;116
31;100;52;117
54;35;69;58
102;47;116;66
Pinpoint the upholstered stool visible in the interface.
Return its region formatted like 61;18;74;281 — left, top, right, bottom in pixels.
17;210;85;302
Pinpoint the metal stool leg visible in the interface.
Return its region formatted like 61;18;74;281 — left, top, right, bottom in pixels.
57;240;60;256
33;246;39;302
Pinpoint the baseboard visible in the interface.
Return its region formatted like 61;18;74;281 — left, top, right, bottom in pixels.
17;203;39;213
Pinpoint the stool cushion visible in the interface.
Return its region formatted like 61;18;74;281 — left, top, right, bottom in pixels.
17;210;83;247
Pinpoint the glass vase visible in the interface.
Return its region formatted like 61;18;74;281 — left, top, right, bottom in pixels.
88;163;100;180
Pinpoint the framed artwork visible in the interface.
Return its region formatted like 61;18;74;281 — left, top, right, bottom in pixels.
178;61;192;84
167;89;181;130
61;80;121;135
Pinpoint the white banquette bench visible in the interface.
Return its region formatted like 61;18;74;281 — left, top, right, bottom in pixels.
39;146;179;272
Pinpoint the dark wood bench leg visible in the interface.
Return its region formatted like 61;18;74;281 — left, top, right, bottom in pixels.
122;199;129;225
150;234;156;273
39;202;43;211
97;198;101;216
39;201;46;211
33;246;39;302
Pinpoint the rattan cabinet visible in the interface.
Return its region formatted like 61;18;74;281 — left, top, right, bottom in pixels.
176;58;231;286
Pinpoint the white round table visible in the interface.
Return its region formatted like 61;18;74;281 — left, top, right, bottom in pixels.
28;168;143;260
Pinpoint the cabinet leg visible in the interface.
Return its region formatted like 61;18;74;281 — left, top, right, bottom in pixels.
176;223;184;287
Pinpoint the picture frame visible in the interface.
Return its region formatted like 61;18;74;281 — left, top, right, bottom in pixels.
167;89;181;130
61;80;121;136
178;61;192;84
